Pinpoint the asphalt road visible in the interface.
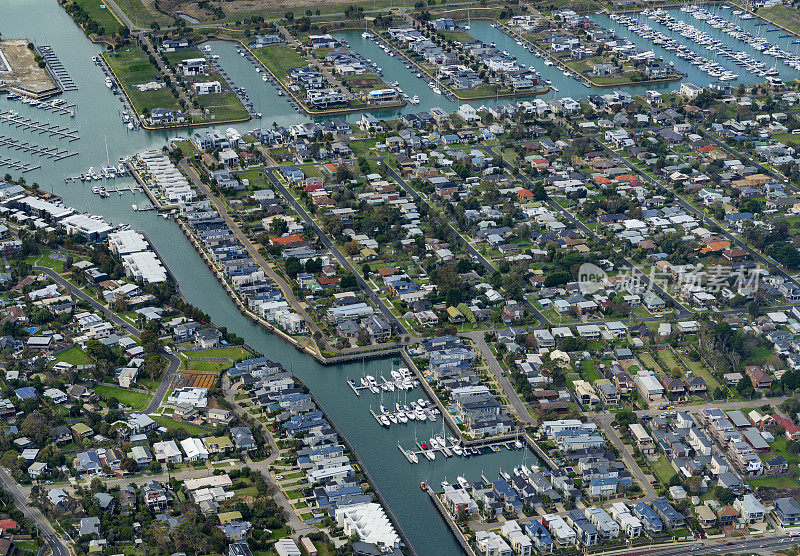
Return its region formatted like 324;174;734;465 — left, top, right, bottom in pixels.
179;160;329;350
265;168;409;336
34;265;180;414
0;468;70;556
460;330;535;425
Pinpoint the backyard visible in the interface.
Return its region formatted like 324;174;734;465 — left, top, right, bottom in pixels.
94;385;152;411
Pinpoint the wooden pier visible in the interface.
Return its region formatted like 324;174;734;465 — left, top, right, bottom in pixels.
0;110;80;141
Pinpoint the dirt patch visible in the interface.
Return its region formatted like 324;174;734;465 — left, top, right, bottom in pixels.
753;486;800;502
0;39;59;98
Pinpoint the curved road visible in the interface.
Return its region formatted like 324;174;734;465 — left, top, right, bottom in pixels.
34;266;180;414
0;468;70;556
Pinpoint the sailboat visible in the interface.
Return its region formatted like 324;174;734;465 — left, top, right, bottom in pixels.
464;10;471;30
362;18;373;39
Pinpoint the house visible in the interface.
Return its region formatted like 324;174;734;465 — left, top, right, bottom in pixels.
735;494;766;523
746;366;772;389
774;497;800;526
629;423;655;455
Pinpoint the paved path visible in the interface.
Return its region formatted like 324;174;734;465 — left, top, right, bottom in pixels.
180;160;328;351
265;169;409;336
34;266;180;414
460;330;535;425
0;468;70;556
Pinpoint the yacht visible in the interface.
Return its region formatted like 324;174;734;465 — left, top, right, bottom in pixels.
379;415;390;427
409;95;419;105
457;476;470;489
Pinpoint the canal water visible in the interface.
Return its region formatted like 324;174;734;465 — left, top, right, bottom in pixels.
1;2;545;554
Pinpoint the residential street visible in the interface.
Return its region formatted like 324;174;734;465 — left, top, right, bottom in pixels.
179;160;328;351
460;330;535;425
265;168;409;336
0;468;70;556
34;265;180;414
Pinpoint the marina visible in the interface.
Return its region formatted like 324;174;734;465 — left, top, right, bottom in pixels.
204;45;260;120
0;110;80;141
0;156;40;172
0;0;798;553
37;44;77;92
0;134;77;160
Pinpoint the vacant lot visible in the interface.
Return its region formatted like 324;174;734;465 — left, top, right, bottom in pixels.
105;47;183;114
656;350;683;375
54;346;91;366
74;0;124;34
678;352;723;391
759;5;800;34
253;44;308;78
94;385;152;410
650;456;676;484
637;352;663;375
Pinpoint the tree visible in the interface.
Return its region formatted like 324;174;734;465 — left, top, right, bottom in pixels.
284;256;302;278
120;457;138;472
714;486;735;505
736;375;756;399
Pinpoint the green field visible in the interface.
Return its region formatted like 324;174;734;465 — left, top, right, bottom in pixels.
54;345;92;366
580;360;602;383
189;347;251;361
678;352;723;391
657;350;682;375
758;5;800;34
113;0;171;26
196;92;249;122
184;360;230;372
749;476;800;490
637;352;663;375
252;44;308;78
438;29;475;43
94;385;152;410
650;455;677;484
151;415;209;435
104;48;183;114
73;0;124;35
770;436;800;465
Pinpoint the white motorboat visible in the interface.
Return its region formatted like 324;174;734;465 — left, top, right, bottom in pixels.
379;415;390;427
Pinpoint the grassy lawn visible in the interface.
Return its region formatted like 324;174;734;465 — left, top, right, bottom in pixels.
196;92;249;122
580;360;602;383
74;0;124;35
650;456;677;484
113;0;171;26
185;360;230;372
151;415;209;435
105;48;183;114
175;140;199;157
758;4;800;34
252;44;308;78
54;345;91;366
770;436;800;465
189;347;251;361
637;352;663;375
94;385;151;410
455;83;499;99
657;350;683;375
438;29;475;42
678;352;723;391
749;476;800;490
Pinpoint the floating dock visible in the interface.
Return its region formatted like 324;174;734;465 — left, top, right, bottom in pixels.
37;45;77;92
0;134;76;160
0;110;80;141
0;157;40;172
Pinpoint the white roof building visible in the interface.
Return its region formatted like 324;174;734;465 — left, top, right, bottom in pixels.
167;387;208;408
180;437;209;461
335;503;400;550
153;440;183;463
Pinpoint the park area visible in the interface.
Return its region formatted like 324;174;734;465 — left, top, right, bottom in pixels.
253;44;308;80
